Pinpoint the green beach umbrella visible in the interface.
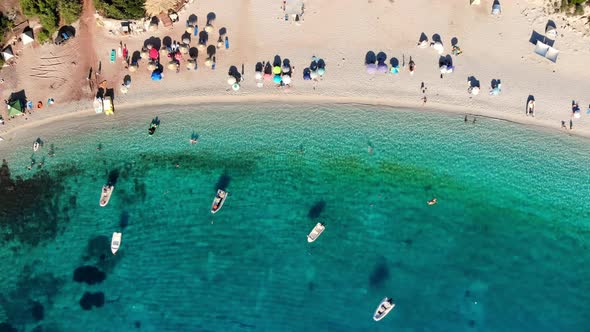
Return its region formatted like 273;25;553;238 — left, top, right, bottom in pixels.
273;66;281;75
7;100;23;117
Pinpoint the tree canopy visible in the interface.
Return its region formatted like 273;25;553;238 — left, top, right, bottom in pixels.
94;0;145;20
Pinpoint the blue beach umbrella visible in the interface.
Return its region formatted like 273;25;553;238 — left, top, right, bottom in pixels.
151;71;162;81
273;75;282;83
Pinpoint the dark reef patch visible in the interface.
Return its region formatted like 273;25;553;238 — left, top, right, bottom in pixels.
369;257;390;288
31;301;44;321
73;266;106;285
0;323;17;332
0;159;75;246
308;200;326;219
79;292;105;310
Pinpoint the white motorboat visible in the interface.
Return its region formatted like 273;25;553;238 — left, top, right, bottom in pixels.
373;297;395;321
211;189;227;214
33;141;40;151
99;185;114;207
307;222;325;243
111;232;122;254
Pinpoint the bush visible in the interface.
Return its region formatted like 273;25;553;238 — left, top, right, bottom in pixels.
59;0;82;24
94;0;145;20
20;0;82;37
37;28;51;43
0;12;14;44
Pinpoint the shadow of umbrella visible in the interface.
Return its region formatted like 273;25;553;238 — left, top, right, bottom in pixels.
365;51;376;64
206;12;216;24
207;45;216;58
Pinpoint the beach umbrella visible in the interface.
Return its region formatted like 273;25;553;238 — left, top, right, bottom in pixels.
147;62;157;71
310;70;318;79
182;36;190;44
227;76;237;85
390;67;399;74
318;68;326;76
140;50;149;59
232;83;240;91
273;75;282;83
264;73;272;81
149;48;159;60
257;81;263;88
366;63;377;74
282;66;290;73
574;112;581;119
377;64;388;73
197;43;206;50
470;86;480;95
303;73;311;80
174;52;183;61
120;85;128;94
204;58;212;67
446;66;454;73
168;61;179;70
205;24;214;33
149;23;158;31
433;42;444;54
186;60;195;69
128;64;138;72
159;48;168;57
282;74;291;85
186;25;194;33
151;71;162;81
255;71;262;80
272;66;281;75
179;45;189;54
439;65;448;74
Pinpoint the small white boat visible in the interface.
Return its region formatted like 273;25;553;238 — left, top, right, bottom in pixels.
99;185;114;207
211;189;227;214
373;297;395;321
307;222;325;243
111;232;122;254
33;141;40;151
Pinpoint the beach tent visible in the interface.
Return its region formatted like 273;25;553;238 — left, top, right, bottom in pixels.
1;46;14;61
534;41;559;62
470;0;481;4
21;28;34;45
7;100;23;117
492;2;501;15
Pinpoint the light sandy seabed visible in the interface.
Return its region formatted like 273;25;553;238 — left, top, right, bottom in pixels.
1;0;590;142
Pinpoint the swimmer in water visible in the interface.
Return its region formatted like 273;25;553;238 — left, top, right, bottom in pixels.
427;198;437;205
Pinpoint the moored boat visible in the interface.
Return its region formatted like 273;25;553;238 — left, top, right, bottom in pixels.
307;222;325;242
99;185;114;207
33;141;40;151
373;297;395;321
111;232;122;254
211;189;227;214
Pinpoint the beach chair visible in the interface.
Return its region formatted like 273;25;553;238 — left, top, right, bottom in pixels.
110;49;116;63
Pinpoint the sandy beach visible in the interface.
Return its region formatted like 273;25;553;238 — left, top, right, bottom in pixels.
1;0;590;140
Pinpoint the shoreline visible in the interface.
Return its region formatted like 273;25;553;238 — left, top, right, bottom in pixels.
1;94;586;145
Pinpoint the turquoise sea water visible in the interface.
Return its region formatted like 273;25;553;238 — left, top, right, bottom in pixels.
0;104;589;332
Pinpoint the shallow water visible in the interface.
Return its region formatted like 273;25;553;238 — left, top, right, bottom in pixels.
0;104;589;332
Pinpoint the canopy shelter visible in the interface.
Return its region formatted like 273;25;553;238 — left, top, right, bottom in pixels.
7;100;23;117
21;27;34;45
1;46;14;61
534;41;559;63
492;1;501;15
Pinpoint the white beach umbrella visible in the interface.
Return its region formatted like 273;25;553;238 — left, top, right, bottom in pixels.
179;45;189;54
257;81;263;88
310;70;319;79
282;75;291;84
232;83;240;91
204;59;213;67
439;65;448;74
255;71;263;80
227;76;237;85
120;85;128;94
433;42;444;54
197;43;206;51
140;50;149;59
205;24;214;33
470;86;480;95
167;61;179;70
128;64;138;72
186;25;194;34
147;62;157;71
282;66;290;73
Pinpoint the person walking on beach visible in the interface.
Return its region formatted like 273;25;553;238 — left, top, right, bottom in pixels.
561;120;567;129
422;96;427;105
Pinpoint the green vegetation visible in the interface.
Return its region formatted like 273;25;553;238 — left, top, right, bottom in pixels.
19;0;82;43
557;0;587;15
94;0;145;20
37;28;51;43
0;12;14;44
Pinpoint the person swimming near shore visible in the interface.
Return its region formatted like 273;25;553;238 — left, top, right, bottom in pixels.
428;198;437;205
